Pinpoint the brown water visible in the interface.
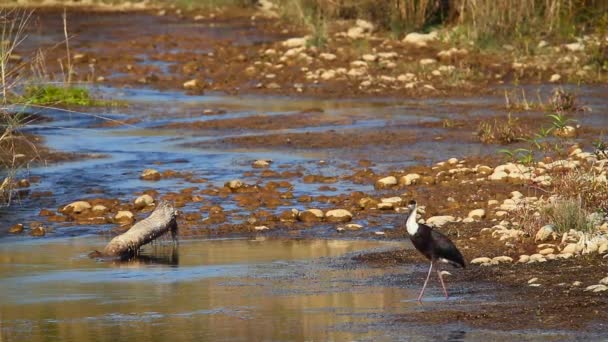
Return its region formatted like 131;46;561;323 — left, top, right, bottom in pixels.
0;238;423;341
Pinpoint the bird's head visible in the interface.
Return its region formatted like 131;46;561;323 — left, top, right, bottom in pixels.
407;200;417;211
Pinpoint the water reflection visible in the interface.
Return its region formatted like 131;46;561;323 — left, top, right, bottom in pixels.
0;237;414;341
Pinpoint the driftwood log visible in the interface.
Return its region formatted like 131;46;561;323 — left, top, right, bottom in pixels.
103;202;178;258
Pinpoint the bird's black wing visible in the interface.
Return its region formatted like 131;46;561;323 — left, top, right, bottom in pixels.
430;229;466;268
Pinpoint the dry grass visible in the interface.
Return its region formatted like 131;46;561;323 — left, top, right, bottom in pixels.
541;197;596;234
477;113;526;144
0;9;34;204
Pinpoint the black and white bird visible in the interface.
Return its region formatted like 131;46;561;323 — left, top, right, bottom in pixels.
405;200;465;301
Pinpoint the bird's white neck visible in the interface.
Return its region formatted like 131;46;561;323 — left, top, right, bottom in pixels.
406;204;419;235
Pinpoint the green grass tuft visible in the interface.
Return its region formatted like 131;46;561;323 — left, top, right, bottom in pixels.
21;85;107;106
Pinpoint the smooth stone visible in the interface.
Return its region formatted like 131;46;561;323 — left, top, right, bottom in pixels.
344;223;363;231
225;179;244;190
135;194;154;208
254;225;269;231
252;159;272;168
92;205;108;214
325;209;353;223
381;196;402;205
375;176;397;189
9;223;24;234
63;201;92;214
298;209;324;222
400;173;420;186
518;255;530;263
377;202;394;210
140;169;161;181
585;284;608;292
471;257;492;264
425;215;455;227
538;248;555;255
115;211;134;224
562;243;578;254
535;224;555;242
528;277;539;284
492;256;513;264
467;209;485;219
403;31;438;47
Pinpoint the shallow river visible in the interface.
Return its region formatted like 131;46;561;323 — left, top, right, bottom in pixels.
2;87;603;340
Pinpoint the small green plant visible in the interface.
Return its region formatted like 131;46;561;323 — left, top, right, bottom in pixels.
498;147;535;165
547;112;576;130
20;85;99;106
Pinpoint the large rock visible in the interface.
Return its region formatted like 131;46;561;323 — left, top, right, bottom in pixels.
325;209;353;223
426;215;455;227
403;31;438;47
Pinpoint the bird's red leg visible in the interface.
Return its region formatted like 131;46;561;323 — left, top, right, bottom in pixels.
437;270;449;299
417;261;434;302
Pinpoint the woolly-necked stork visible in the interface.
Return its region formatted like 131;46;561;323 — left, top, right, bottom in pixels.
406;200;465;301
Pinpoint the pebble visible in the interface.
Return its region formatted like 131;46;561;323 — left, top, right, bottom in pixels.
344;223;363;231
92;205;108;215
492;256;513;264
518;255;530;263
402;31;438;47
9;223;24;234
471;257;492;265
375;176;397;189
572;281;582;286
549;74;561;83
30;225;46;237
600;277;608;285
225;179;244;191
400;173;420;186
63;201;92;214
467;209;485;220
381;196;402;206
254;225;269;231
538;248;555;255
536;225;555;242
298;209;324;223
561;243;578;254
183;79;200;89
115;211;134;224
425;215;455;228
325;209;353;223
419;58;437;66
585;284;608;292
282;37;308;48
377;202;395;210
528;277;539;284
134;194;154;209
252;159;272;168
319;53;337;61
140;169;161;181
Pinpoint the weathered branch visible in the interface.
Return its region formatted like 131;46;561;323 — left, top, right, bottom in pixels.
103;202;178;259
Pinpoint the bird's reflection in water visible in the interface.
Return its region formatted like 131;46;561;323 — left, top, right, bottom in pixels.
114;244;179;267
445;329;466;342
